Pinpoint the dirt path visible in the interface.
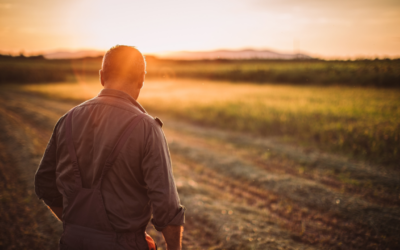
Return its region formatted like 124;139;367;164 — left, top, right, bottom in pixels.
0;90;399;249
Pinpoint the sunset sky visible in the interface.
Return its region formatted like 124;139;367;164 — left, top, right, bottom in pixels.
0;0;399;59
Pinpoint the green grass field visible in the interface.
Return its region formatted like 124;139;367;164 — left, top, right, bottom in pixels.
16;78;400;167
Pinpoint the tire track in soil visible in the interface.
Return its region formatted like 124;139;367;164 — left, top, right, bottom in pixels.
161;127;400;249
172;158;318;250
1;90;399;249
163;119;400;207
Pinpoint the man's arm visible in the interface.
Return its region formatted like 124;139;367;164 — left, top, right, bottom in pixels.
35;117;64;219
48;206;63;221
141;119;185;249
162;225;183;250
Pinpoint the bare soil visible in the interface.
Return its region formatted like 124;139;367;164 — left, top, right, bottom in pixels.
0;89;399;249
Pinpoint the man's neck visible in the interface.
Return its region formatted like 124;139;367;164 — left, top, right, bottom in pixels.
103;86;140;100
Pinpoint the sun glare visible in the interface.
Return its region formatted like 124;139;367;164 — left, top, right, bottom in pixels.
65;0;236;54
0;0;399;57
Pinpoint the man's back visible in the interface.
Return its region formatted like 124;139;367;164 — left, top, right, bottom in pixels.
36;89;184;231
35;45;184;250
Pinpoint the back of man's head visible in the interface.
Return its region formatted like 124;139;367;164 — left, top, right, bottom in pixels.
101;45;146;87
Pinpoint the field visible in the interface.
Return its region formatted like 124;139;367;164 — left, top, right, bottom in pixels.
1;78;399;249
1;54;400;87
19;78;400;166
146;58;400;87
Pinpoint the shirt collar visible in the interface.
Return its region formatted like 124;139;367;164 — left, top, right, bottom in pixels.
98;88;147;113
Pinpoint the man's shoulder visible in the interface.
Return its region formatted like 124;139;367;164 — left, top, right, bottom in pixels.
56;97;163;132
74;95;140;114
143;113;163;128
141;114;163;129
154;117;163;127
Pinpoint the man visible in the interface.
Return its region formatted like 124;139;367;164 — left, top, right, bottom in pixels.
35;45;185;250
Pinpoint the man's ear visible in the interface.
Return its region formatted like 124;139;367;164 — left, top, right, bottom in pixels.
99;69;105;87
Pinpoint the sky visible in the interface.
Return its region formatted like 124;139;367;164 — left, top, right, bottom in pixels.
0;0;399;59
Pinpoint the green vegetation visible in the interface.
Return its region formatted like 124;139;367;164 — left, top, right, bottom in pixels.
1;54;399;87
146;57;400;87
17;79;400;167
171;100;399;166
0;54;100;84
139;81;400;167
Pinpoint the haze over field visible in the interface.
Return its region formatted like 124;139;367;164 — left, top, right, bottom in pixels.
1;0;399;59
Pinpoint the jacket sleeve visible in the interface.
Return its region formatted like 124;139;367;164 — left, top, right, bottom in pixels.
34;118;64;207
141;120;185;231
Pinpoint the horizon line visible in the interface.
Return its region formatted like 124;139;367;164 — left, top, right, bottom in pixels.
1;48;399;60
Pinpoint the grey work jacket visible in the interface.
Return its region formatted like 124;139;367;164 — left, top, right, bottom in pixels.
35;88;185;232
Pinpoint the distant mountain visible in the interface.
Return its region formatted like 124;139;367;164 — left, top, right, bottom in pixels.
44;50;104;59
42;48;312;60
158;49;313;60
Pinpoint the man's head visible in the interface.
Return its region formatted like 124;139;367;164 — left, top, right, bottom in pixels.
100;45;146;99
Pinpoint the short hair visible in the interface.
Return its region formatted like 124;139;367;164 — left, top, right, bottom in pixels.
101;45;146;84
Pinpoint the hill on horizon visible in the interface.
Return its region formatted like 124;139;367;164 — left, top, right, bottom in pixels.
156;49;313;60
42;48;313;60
44;50;105;59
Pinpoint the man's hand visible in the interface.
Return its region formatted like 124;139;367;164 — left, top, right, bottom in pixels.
48;206;63;221
162;225;183;250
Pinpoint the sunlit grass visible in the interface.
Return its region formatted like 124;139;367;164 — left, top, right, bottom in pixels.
15;78;400;166
18;78;102;100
